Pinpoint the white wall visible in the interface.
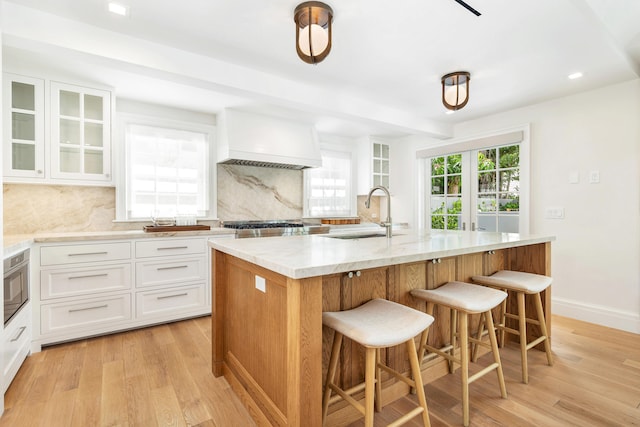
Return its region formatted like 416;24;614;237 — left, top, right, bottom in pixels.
449;79;640;333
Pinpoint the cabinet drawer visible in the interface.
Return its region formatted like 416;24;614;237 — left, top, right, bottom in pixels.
41;294;131;335
41;242;131;266
41;264;132;300
136;284;206;319
135;257;206;288
135;238;205;258
3;304;31;393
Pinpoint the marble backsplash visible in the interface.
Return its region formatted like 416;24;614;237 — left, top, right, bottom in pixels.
217;164;303;221
4;165;379;234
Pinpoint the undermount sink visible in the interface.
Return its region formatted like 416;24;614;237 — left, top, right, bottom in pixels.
324;233;388;240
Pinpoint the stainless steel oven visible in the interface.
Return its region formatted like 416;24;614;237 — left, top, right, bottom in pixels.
4;248;29;325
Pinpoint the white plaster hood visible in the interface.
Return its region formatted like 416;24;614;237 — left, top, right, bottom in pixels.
216;109;322;170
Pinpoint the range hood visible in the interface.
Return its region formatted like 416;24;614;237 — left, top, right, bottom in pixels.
217;109;322;170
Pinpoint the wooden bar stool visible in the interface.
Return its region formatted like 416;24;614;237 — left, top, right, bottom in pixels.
411;282;508;427
322;298;434;427
472;270;554;384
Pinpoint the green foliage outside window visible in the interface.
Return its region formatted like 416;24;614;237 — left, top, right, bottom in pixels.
431;199;462;230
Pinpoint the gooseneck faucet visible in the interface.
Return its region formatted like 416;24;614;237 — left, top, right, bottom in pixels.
365;185;392;238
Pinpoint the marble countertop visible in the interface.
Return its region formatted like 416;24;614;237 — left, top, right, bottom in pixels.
208;230;555;279
4;228;235;255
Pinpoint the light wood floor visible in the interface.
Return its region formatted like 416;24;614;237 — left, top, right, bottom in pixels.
1;315;639;426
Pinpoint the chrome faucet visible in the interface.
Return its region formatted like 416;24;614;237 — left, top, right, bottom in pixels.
365;185;392;238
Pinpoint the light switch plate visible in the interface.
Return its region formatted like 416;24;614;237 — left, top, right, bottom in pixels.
544;207;565;219
255;275;266;293
589;170;600;184
569;171;579;184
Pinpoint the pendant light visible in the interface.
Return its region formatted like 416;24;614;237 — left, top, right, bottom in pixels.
442;71;471;111
294;2;333;64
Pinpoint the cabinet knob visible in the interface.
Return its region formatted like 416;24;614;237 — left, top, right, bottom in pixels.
432;258;442;264
356;271;361;277
348;271;353;278
487;250;496;255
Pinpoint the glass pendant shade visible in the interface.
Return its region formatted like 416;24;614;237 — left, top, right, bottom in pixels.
442;72;471;110
294;2;333;64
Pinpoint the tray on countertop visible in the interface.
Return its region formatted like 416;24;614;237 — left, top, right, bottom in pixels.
321;218;361;225
143;225;211;232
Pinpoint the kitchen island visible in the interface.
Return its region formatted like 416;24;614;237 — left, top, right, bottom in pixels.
209;231;554;427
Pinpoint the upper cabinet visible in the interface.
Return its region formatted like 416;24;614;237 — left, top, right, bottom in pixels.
357;138;391;195
2;73;113;186
50;82;111;182
3;73;45;179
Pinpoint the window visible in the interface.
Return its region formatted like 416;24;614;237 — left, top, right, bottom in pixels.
304;149;355;217
117;115;215;220
418;127;529;234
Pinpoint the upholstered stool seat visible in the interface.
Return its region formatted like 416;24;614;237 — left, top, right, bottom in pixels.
322;298;434;427
411;282;508;427
472;270;554;384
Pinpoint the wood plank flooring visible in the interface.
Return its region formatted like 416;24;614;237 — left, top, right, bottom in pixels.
1;315;639;426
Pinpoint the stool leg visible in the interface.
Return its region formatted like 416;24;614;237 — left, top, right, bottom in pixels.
418;302;436;365
517;292;529;384
459;312;470;427
499;291;508;347
375;348;382;412
485;310;507;398
364;347;376;427
322;331;343;424
534;292;554;366
449;309;458;374
471;312;485;363
406;337;431;427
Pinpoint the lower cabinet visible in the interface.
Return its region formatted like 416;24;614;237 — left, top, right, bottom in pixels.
31;235;215;350
2;303;31;393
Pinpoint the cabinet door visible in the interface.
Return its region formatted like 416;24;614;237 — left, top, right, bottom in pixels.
3;73;45;179
50;81;112;183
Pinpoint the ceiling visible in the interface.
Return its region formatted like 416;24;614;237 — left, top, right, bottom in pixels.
3;0;640;139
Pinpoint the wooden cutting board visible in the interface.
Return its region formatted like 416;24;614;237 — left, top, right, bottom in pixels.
320;218;361;225
143;225;211;232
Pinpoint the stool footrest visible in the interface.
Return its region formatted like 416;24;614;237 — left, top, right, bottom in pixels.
327;382;369;414
388;407;426;427
525;335;547;350
468;362;500;384
377;363;418;389
421;343;459;365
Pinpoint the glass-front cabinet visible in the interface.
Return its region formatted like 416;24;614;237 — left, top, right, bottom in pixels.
50;82;111;182
3;73;45;179
357;137;391;194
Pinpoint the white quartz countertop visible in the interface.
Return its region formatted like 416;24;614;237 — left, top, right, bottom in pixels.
208;230;555;279
4;228;235;254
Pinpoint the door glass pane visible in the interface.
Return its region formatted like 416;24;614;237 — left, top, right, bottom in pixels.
498;215;519;233
499;170;519;192
499;192;519;212
430;153;464;230
85;122;103;147
59;90;80;117
477;214;496;232
477;195;496;212
60;119;81;145
84;94;103;120
84;150;103;174
60;147;81;173
12;82;35;110
478;172;496;192
12;143;35;170
12;112;35;141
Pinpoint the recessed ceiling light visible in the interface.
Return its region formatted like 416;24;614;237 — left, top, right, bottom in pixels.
568;72;583;80
108;2;129;16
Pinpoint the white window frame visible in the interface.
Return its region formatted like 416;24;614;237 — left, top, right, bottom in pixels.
115;113;217;221
303;144;357;218
416;125;530;234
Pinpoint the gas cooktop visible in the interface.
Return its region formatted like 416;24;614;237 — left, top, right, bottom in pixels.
222;220;329;238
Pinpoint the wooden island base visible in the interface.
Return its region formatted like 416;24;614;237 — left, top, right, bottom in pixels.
212;242;551;427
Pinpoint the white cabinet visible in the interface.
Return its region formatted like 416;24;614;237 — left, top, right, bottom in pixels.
2;304;32;393
50;82;112;183
357;138;391;194
2;72;113;185
32;235;213;350
2;73;45;179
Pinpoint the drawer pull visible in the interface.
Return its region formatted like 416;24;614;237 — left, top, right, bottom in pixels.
156;265;188;271
69;304;108;313
68;273;109;280
10;326;27;342
157;292;188;300
156;246;189;251
68;251;108;257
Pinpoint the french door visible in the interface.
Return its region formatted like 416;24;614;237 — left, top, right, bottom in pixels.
427;143;522;233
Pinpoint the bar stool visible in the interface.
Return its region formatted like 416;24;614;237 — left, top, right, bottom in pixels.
411;282;508;427
472;270;554;384
322;298;434;427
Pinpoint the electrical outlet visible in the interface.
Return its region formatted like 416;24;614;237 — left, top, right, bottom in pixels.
544;207;565;219
255;275;266;293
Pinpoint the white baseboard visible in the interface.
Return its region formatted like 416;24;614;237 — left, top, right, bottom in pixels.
552;297;640;334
